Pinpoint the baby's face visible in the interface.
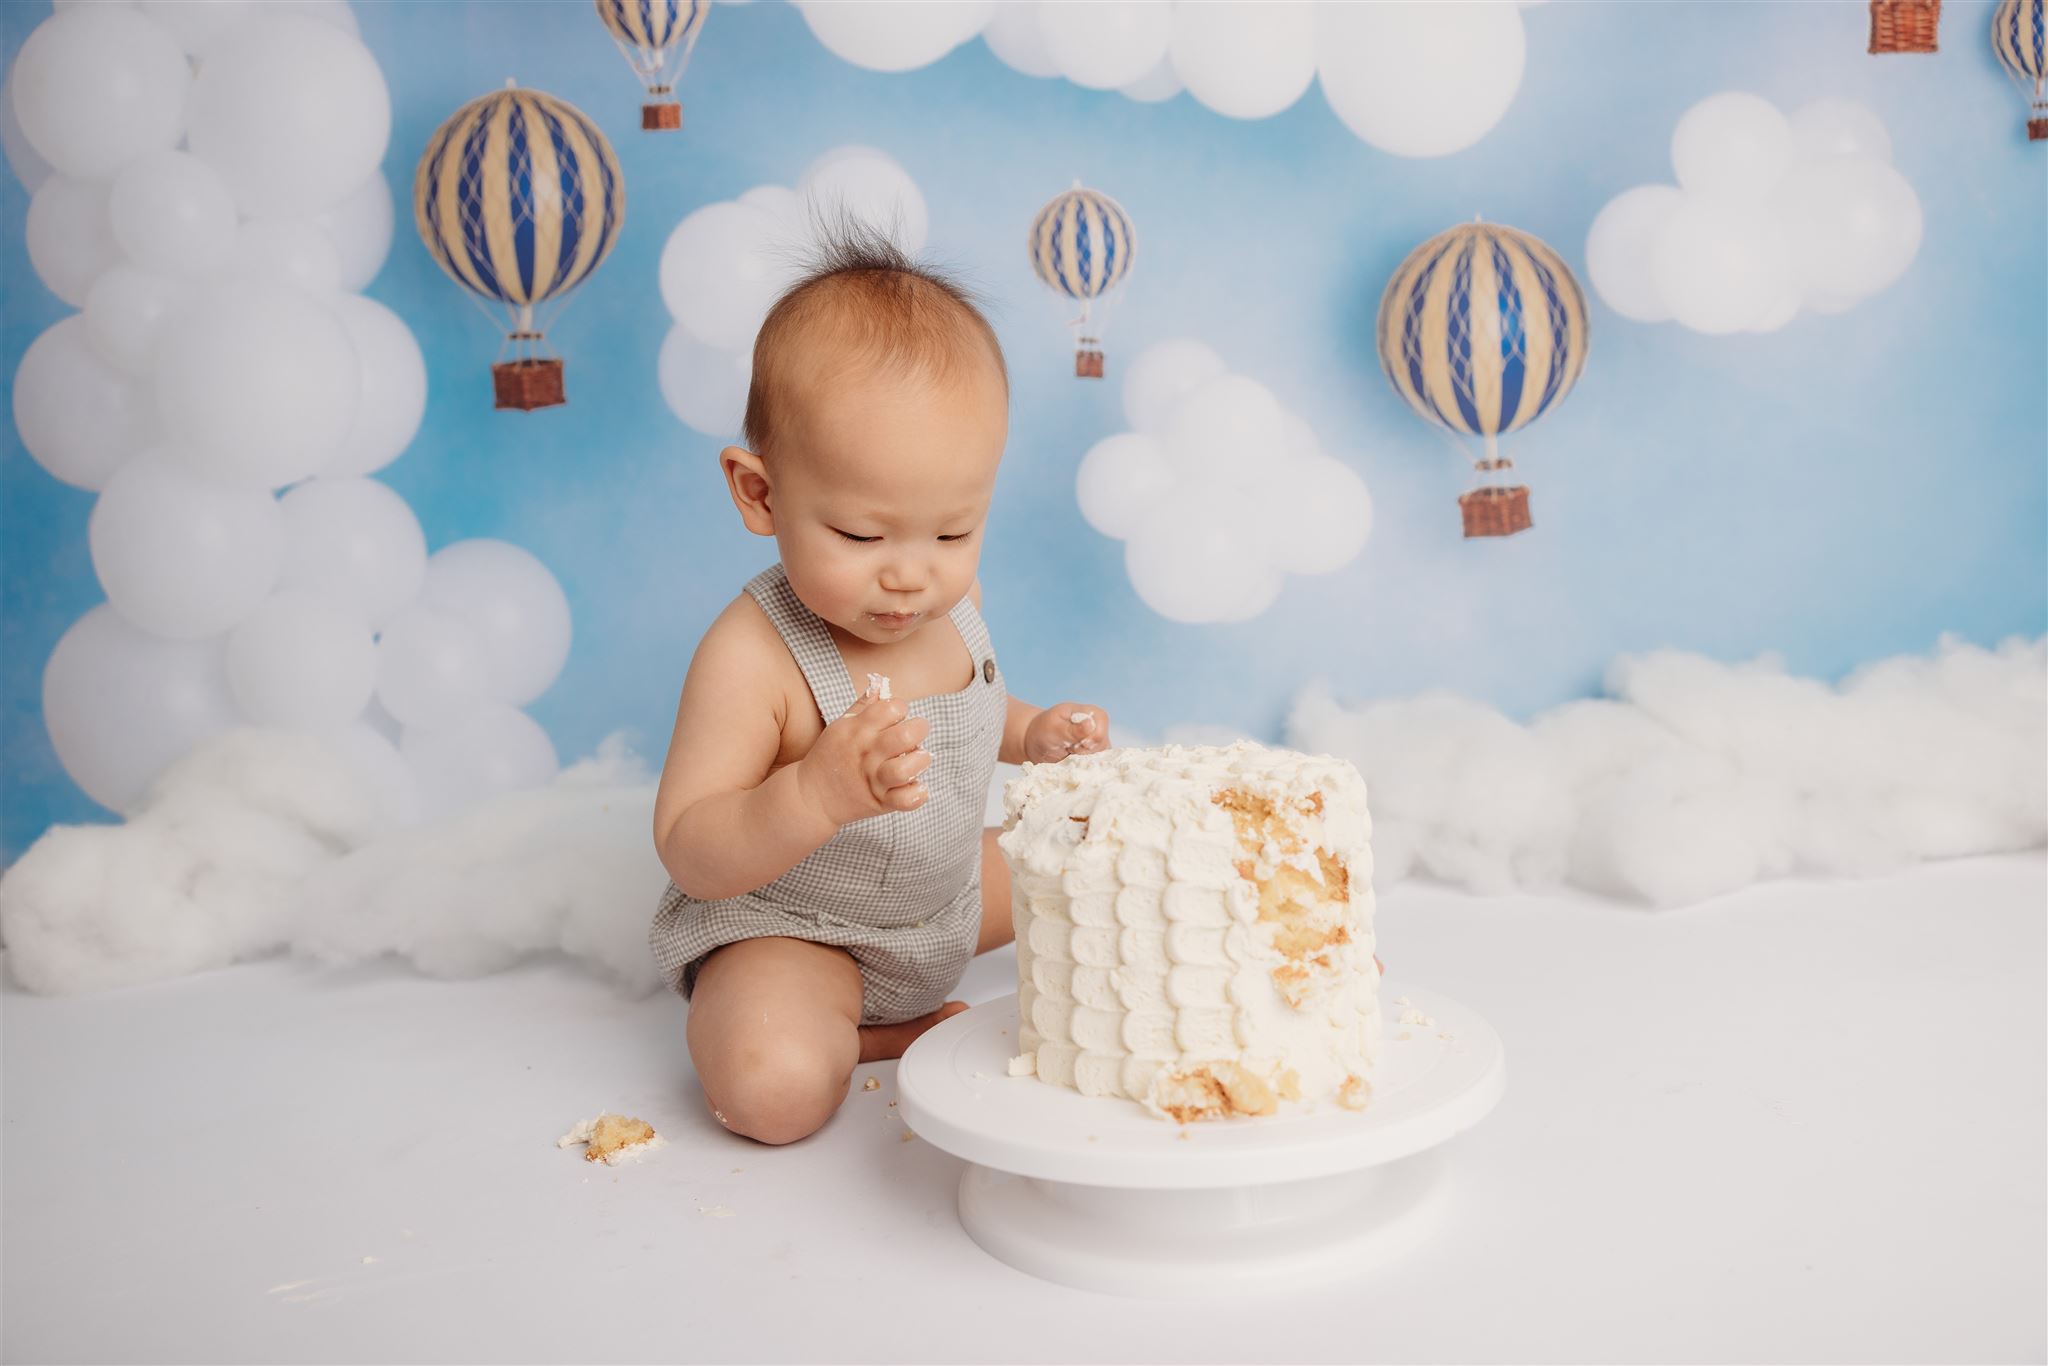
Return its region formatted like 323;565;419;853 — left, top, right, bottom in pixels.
772;359;1007;646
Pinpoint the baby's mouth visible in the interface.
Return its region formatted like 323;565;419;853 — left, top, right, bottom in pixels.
867;610;922;631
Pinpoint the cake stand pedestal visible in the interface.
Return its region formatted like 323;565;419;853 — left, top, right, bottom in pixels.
896;985;1504;1299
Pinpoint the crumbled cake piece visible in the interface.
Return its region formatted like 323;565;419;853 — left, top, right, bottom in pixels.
865;673;891;700
558;1113;658;1164
1007;1052;1036;1077
861;1076;880;1091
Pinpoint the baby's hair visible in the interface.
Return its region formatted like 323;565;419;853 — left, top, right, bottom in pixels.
743;213;1008;461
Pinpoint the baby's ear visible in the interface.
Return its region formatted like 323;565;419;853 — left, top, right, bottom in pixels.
720;446;775;536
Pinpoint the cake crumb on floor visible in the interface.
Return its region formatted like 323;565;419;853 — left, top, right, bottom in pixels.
557;1113;660;1164
861;1076;880;1092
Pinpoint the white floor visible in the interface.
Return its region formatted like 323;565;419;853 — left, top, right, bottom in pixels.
3;854;2043;1364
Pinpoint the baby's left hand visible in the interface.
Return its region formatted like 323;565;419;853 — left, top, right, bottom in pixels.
1024;702;1111;763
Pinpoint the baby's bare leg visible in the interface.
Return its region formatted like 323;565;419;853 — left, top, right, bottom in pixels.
686;936;969;1143
974;827;1015;956
686;936;865;1145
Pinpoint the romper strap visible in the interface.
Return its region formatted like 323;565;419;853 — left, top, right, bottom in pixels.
744;563;860;721
949;590;998;686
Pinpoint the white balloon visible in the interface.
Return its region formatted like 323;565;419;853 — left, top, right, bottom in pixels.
89;456;284;639
1169;1;1315;119
659;199;792;351
308;171;394;292
226;587;377;728
1789;98;1893;164
83;264;197;376
658;324;751;438
1038;0;1170;90
1670;91;1795;202
43;604;239;813
401;704;559;820
375;603;492;729
25;174;122;307
320;295;426;477
1;68;54;194
108;149;237;275
1160;373;1287;484
1585;185;1683;323
321;722;421;828
1269;455;1372;575
135;0;359;59
1118;55;1182;103
1779;153;1923;300
982;1;1059;77
13;315;155;490
798;147;930;254
155;281;361;487
10;8;188;180
1317;2;1524;158
1125;485;1284;624
1122;337;1226;433
1651;199;1797;336
277;476;426;631
186;15;390;215
1076;432;1175;540
223;216;345;294
795;0;995;72
419;540;573;707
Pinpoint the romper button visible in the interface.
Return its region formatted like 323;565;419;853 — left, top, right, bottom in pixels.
982;658;995;683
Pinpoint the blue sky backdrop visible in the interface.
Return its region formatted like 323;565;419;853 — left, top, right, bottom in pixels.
3;0;2043;858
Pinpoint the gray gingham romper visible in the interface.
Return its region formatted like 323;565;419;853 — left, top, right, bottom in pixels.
649;562;1007;1026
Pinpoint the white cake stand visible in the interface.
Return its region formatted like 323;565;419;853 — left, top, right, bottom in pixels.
896;984;1504;1299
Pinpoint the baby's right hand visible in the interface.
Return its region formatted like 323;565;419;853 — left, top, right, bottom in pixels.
796;684;932;827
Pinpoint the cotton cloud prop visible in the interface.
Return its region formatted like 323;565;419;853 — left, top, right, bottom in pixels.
9;638;2034;996
7;3;570;825
799;0;1526;158
1586;94;1923;333
1078;338;1373;623
658;145;929;437
1292;634;2045;906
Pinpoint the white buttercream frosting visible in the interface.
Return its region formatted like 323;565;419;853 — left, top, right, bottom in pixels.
998;740;1378;1120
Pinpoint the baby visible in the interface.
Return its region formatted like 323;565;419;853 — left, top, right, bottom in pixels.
649;225;1109;1146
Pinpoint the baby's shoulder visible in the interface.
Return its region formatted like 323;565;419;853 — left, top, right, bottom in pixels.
687;591;804;720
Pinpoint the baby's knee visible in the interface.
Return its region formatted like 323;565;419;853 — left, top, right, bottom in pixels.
707;1039;852;1145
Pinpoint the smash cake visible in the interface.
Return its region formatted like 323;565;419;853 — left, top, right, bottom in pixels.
997;740;1378;1121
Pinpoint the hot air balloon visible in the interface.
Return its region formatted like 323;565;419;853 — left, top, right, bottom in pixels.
415;81;625;411
1993;0;2048;140
1375;219;1590;539
1029;182;1135;379
594;0;710;131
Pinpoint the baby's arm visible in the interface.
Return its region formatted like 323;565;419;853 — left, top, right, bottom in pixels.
653;597;931;900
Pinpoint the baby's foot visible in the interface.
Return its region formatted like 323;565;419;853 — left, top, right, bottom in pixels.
856;1000;968;1063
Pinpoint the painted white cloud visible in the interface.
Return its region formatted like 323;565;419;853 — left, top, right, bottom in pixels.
1078;338;1372;624
1586;93;1923;334
797;0;1528;158
657;145;928;438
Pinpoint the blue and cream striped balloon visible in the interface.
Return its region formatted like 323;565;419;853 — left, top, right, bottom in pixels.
595;0;708;58
413;84;626;324
1029;184;1136;302
1375;221;1590;440
1992;0;2047;131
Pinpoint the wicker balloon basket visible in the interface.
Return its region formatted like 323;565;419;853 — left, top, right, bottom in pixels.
1868;0;1940;52
2031;113;2048;142
642;86;681;131
1074;345;1104;380
493;358;566;411
1459;485;1532;539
